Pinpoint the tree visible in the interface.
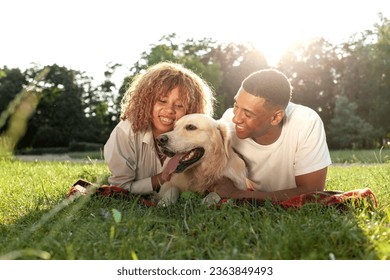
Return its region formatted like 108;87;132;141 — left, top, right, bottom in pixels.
0;67;26;133
82;66;119;143
209;43;269;116
328;96;378;149
1;67;49;155
22;64;88;148
119;34;224;117
278;38;341;130
337;14;390;140
1;62;122;149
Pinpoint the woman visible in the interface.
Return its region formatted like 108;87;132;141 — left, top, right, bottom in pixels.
104;62;214;194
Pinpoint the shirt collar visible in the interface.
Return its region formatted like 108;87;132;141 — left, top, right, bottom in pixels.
143;126;155;147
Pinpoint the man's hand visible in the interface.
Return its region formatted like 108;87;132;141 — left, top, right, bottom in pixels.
208;177;246;199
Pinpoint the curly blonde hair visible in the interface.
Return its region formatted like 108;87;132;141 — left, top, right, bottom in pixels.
120;62;215;132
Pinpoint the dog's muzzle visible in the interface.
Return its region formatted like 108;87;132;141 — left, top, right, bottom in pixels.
156;134;205;173
156;135;175;157
157;134;168;145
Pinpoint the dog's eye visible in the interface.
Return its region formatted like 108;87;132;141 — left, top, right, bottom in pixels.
186;124;197;131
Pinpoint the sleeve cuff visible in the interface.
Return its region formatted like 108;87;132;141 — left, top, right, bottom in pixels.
122;177;154;194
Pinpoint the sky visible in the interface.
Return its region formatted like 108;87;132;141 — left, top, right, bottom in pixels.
1;0;389;86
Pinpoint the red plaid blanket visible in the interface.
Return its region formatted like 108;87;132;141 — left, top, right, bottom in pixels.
67;179;156;207
275;188;377;209
67;179;377;209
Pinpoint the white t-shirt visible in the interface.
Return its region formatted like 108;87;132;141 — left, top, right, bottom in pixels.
222;102;332;192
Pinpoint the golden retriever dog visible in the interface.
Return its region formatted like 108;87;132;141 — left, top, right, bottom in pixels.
156;114;247;206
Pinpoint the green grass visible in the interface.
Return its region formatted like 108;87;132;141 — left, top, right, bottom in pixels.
15;147;390;164
330;148;390;164
0;154;389;260
69;148;390;163
68;150;105;160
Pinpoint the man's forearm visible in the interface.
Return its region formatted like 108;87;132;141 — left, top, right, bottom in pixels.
234;186;323;202
211;176;324;202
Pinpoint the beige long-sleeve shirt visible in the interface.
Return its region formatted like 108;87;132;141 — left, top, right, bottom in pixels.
104;120;167;194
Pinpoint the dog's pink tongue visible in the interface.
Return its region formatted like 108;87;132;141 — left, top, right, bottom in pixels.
162;153;184;181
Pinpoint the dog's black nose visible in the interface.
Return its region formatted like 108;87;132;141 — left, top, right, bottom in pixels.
156;134;168;145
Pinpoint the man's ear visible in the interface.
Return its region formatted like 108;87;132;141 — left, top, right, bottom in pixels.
271;109;285;126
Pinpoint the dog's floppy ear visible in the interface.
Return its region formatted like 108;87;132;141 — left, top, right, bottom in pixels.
217;120;231;158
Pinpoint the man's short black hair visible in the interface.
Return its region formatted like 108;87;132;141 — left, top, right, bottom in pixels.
242;69;292;109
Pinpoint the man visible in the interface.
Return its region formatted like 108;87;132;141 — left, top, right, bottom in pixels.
212;69;332;202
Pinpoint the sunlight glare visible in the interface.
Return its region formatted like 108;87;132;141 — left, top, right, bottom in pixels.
214;0;387;67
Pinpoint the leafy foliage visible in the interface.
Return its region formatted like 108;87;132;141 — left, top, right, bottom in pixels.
0;67;26;118
336;14;390;144
328;96;379;149
278;38;340;128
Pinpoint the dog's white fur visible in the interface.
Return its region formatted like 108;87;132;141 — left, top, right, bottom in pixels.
156;114;247;206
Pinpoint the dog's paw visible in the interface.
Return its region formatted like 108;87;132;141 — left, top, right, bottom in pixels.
201;192;221;206
156;200;171;207
157;185;179;207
